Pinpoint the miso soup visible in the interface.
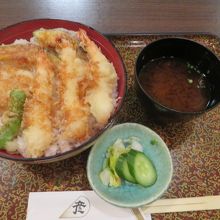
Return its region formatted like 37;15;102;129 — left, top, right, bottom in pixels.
138;57;211;112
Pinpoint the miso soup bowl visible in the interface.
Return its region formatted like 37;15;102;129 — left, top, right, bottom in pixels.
135;38;220;122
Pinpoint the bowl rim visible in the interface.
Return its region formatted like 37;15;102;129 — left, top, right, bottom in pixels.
135;37;220;115
87;122;173;208
0;18;127;163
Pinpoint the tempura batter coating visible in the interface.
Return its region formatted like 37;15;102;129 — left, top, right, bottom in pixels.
0;65;33;112
78;29;118;125
22;50;54;158
0;44;39;112
34;28;91;143
0;44;39;68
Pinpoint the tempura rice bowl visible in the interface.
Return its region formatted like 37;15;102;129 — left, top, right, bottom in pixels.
0;19;126;163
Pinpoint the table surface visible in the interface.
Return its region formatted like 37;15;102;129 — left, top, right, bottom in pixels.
0;0;220;36
0;1;220;220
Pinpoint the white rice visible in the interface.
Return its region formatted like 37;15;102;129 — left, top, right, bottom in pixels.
13;39;31;45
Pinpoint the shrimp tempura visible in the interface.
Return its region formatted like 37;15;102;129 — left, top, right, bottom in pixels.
34;28;91;143
22;50;54;158
78;29;118;126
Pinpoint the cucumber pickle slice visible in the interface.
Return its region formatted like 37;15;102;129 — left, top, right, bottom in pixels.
116;154;136;183
127;149;157;187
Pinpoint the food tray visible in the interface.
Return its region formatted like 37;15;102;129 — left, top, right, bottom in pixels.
0;34;219;220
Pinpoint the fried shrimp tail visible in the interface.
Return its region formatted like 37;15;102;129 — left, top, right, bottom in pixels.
22;51;54;158
77;29;118;125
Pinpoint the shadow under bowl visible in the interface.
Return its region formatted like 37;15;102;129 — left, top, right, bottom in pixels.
135;38;220;123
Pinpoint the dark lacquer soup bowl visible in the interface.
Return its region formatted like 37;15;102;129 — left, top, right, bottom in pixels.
135;38;220;123
0;19;126;163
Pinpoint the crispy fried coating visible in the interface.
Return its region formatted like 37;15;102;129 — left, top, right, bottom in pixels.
34;28;91;142
0;64;33;113
22;50;54;158
0;44;39;67
0;44;40;113
78;29;118;125
33;28;76;50
59;48;91;141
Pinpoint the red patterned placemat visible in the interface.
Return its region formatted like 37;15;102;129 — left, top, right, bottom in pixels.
0;34;219;220
110;34;220;220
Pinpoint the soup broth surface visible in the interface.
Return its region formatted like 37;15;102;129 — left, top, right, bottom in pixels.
138;57;210;112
